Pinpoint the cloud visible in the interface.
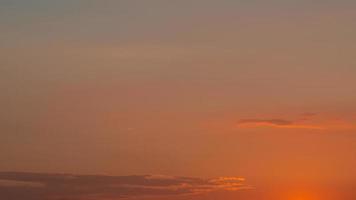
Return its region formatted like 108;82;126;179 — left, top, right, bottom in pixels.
237;118;324;130
238;119;293;126
0;179;44;188
0;172;249;200
299;112;318;121
237;115;356;131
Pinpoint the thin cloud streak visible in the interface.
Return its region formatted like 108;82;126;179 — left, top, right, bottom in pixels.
237;113;356;131
237;119;325;130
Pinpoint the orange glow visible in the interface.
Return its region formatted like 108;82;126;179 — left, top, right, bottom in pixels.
285;190;321;200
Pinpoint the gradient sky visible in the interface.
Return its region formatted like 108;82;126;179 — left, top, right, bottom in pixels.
1;1;356;199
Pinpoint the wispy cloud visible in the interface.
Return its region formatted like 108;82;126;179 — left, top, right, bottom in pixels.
237;118;324;130
0;179;44;188
0;172;250;200
238;119;293;126
236;112;356;131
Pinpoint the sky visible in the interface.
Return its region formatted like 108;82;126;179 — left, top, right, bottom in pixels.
1;0;356;199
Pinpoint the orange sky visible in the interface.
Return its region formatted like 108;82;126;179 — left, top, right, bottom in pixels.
1;1;356;199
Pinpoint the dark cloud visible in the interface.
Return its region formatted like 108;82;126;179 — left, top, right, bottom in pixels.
0;172;249;200
237;117;325;130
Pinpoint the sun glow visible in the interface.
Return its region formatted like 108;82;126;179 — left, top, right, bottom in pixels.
287;191;320;200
